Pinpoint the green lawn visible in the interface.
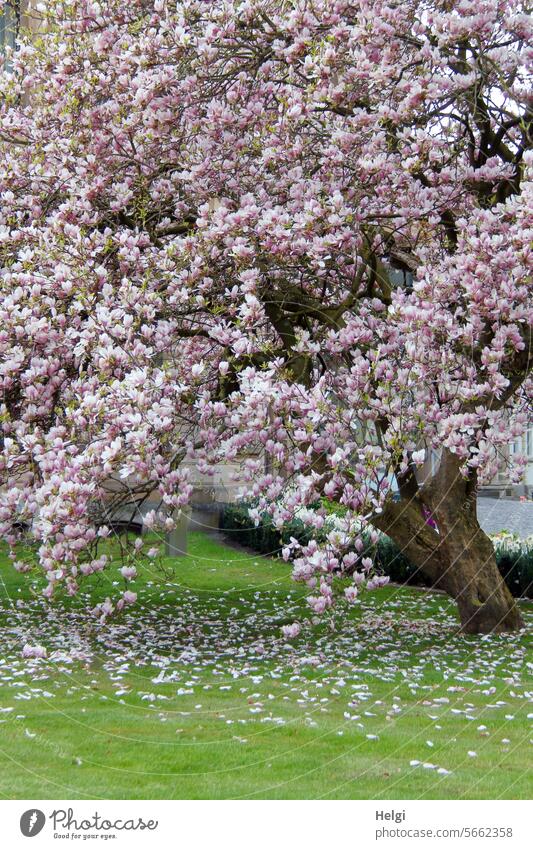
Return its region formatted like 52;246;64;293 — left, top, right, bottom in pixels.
0;531;531;799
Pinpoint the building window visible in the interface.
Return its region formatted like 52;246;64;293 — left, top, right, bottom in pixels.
386;266;414;290
527;426;532;458
0;2;18;70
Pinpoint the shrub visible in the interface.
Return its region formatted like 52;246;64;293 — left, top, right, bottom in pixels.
220;503;320;556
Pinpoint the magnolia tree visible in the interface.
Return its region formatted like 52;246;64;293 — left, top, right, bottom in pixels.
0;0;531;632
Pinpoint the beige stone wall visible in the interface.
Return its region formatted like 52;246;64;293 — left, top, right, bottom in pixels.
21;1;41;33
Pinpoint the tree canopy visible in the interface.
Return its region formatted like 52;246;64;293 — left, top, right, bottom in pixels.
0;0;531;629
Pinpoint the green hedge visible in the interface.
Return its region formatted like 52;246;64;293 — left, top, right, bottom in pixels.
220;503;318;555
495;548;533;599
220;503;533;599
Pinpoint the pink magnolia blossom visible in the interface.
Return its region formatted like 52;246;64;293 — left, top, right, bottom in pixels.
344;586;359;604
22;644;47;659
281;623;301;640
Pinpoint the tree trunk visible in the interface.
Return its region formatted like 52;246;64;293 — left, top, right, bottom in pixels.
433;512;523;634
373;451;524;634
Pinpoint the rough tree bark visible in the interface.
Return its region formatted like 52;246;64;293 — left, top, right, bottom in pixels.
372;449;524;634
